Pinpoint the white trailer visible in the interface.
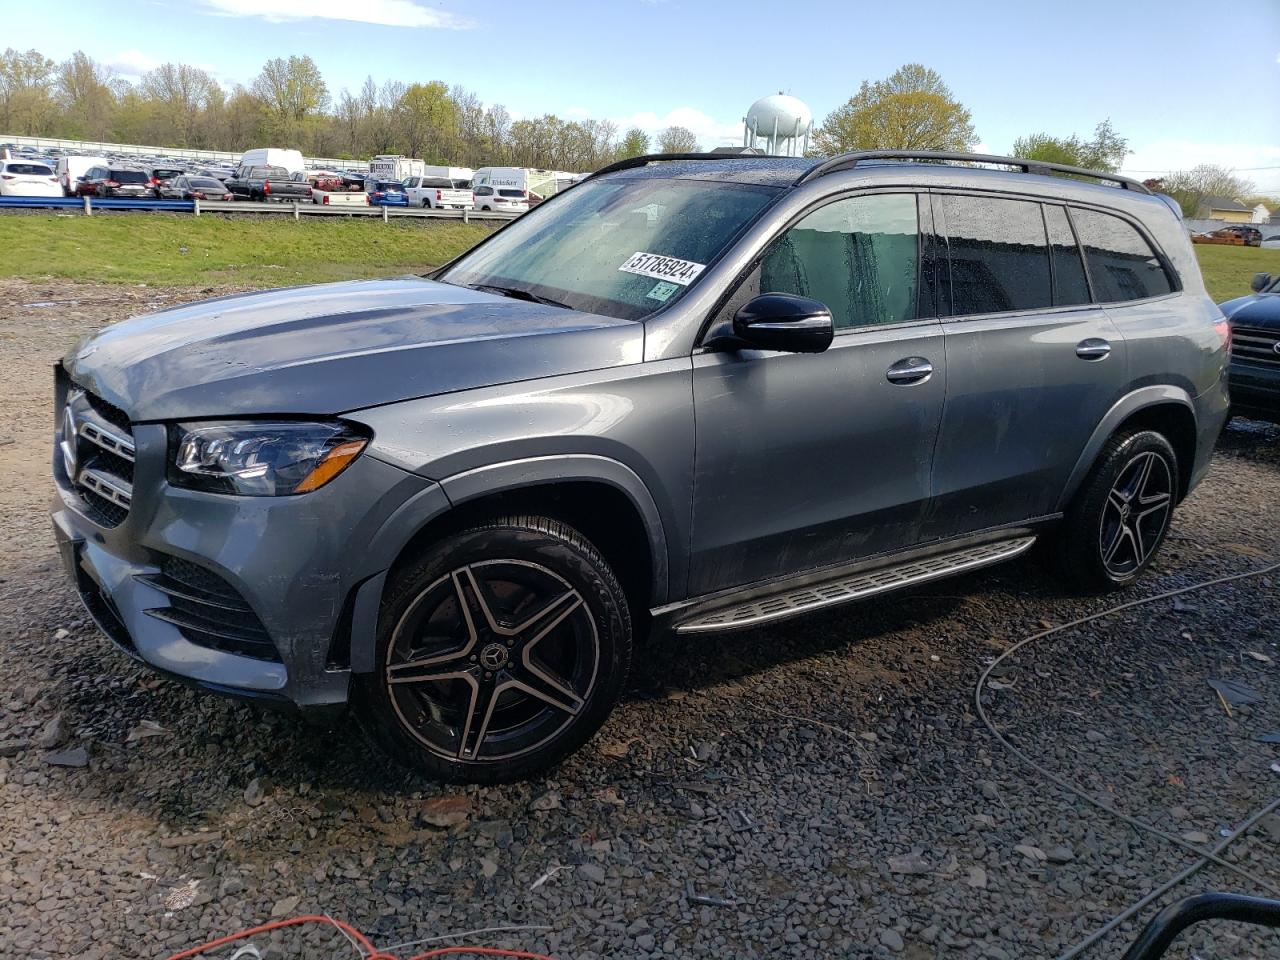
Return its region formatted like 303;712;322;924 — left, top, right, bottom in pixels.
369;156;427;182
239;148;305;174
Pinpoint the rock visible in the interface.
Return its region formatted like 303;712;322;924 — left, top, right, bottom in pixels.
45;745;88;767
880;929;904;952
159;832;221;849
1046;845;1074;865
421;794;471;827
480;858;498;878
887;852;931;875
0;738;30;758
1182;831;1211;845
1084;730;1107;744
693;741;716;762
34;714;66;749
529;790;562;812
243;778;265;807
920;925;939;944
966;865;988;889
270;895;300;917
54;628;70;640
578;863;606;884
125;720;168;743
977;780;999;801
1014;845;1046;862
636;934;655;951
219;876;246;897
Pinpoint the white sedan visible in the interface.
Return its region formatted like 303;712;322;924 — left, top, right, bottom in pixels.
0;160;61;197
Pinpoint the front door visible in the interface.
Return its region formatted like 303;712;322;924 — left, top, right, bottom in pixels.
688;191;945;596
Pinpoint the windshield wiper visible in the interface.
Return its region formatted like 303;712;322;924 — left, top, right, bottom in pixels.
469;283;572;310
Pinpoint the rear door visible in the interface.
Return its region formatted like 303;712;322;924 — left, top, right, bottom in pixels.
689;191;946;594
923;192;1128;541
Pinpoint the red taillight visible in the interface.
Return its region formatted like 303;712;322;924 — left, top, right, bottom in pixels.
373;192;384;198
322;194;330;205
436;190;442;201
222;194;232;201
150;177;159;185
1215;317;1232;353
0;175;12;180
263;180;271;194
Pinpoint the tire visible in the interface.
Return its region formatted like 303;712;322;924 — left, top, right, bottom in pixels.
352;515;632;783
1058;430;1179;592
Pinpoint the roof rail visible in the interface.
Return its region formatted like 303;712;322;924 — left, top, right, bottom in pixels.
588;151;804;179
795;150;1152;194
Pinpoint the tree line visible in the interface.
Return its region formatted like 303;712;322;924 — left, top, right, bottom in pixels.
0;47;704;169
1;47;1268;211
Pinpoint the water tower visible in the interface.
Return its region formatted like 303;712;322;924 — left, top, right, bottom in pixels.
743;93;813;157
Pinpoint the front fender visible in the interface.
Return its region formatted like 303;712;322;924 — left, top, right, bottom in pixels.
1055;385;1195;511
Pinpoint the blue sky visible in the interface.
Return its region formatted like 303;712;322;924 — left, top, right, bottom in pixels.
7;0;1280;188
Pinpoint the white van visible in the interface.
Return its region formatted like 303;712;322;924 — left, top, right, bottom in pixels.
369;156;426;182
239;148;305;175
55;155;108;196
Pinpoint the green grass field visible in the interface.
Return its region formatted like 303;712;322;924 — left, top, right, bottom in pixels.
0;212;1276;301
0;213;494;287
1192;243;1280;303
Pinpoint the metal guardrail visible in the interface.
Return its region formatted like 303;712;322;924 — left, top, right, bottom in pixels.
0;195;518;222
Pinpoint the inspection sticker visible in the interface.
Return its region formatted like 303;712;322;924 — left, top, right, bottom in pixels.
646;280;681;302
619;251;706;286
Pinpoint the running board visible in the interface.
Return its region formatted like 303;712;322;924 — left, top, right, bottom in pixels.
674;536;1037;634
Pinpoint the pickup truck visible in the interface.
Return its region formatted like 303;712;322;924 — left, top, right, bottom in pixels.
311;188;370;207
403;175;474;210
225;165;313;202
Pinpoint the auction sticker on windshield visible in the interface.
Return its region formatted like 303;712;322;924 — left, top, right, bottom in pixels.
619;251;706;286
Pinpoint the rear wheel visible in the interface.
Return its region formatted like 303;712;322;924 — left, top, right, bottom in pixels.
1059;430;1178;592
353;515;631;783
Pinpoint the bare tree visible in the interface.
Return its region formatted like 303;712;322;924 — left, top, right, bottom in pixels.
657;125;700;153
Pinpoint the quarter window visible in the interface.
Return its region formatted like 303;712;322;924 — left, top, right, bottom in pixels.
1044;205;1091;307
942;195;1051;316
1070;208;1175;302
760;193;919;329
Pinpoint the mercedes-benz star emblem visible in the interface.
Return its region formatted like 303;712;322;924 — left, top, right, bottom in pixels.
479;643;509;671
1273;340;1280;356
60;403;79;479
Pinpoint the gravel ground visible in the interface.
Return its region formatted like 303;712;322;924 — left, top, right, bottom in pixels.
0;278;1278;960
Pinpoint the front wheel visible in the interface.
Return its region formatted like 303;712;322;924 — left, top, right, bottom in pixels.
1058;430;1179;592
353;515;632;783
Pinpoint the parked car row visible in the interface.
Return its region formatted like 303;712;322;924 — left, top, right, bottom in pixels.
1192;224;1263;246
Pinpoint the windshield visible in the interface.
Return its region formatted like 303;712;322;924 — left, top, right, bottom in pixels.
439;177;779;320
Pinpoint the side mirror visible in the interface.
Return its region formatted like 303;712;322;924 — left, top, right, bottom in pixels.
1251;272;1272;293
707;293;834;354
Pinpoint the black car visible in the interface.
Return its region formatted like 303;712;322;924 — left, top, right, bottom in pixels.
77;165;151;198
1221;272;1280;422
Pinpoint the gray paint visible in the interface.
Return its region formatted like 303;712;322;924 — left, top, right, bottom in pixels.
52;158;1229;711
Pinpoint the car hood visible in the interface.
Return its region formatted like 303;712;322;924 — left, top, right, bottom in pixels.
64;276;643;420
1221;293;1280;327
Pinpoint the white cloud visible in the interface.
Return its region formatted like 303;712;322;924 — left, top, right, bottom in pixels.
1123;139;1280;191
200;0;471;28
565;106;591;119
611;106;743;148
107;49;162;77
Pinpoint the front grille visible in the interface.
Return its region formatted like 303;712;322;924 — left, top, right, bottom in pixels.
138;556;281;662
1232;326;1280;367
60;387;135;528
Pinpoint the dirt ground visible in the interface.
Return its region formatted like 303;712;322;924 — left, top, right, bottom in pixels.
1;278;1278;960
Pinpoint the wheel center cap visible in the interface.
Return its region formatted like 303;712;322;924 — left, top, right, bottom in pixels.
479;642;509;670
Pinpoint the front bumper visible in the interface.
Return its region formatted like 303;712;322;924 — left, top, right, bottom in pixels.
1228;360;1280;423
51;415;444;711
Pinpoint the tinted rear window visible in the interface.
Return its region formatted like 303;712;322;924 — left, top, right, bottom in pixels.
422;178;452;187
1071;208;1175;303
153;168;184;178
375;181;404;191
1044;205;1091;307
942;195;1051;316
189;178;223;189
498;189;525;198
111;170;149;184
5;163;52;175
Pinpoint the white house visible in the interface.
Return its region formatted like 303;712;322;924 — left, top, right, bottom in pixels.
1253;203;1271;224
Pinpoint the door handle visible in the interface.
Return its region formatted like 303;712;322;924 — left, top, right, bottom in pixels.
886;357;933;384
1076;338;1112;361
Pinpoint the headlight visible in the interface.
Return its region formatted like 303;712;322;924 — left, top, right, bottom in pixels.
168;421;369;496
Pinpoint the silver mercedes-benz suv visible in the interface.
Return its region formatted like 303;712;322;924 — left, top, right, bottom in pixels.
52;151;1230;782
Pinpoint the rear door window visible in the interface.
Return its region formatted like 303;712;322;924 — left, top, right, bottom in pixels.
1044;205;1091;306
1070;208;1176;302
941;195;1052;316
760;192;920;329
